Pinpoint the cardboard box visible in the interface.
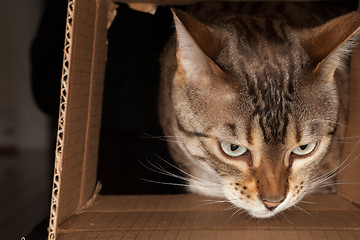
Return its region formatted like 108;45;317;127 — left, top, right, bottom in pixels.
48;0;360;239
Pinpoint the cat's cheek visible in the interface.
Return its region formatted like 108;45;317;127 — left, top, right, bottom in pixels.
290;138;330;171
183;138;207;158
188;178;224;198
222;180;265;215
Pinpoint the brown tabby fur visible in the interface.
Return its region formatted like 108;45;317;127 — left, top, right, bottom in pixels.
158;2;360;218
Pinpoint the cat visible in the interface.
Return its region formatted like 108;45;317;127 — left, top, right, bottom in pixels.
158;2;360;218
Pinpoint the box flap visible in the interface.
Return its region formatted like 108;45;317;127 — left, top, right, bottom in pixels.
56;194;360;240
49;0;115;239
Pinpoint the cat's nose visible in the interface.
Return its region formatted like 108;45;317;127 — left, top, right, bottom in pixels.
262;200;283;211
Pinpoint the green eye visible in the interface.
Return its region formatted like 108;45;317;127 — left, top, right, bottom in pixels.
292;142;317;156
220;140;247;157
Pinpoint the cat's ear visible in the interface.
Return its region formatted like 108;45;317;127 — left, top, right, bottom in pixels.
301;11;360;76
171;8;224;81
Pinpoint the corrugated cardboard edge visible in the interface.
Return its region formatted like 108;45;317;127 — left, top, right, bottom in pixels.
48;0;75;239
47;0;117;239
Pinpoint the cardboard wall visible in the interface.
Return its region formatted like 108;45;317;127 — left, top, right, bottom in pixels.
338;43;360;202
49;0;115;238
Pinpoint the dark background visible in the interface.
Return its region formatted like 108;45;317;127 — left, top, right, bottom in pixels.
32;1;185;196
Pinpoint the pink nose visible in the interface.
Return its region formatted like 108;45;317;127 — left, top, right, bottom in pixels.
263;200;282;211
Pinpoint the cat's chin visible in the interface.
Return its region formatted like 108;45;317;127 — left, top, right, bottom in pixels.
225;192;295;219
233;201;287;219
247;210;280;219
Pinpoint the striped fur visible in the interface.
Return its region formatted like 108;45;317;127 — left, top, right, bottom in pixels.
158;2;360;218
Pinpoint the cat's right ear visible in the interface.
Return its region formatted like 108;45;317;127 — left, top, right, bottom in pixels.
171;8;224;83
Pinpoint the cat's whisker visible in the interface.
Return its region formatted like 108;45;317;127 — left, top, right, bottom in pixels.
329;149;360;177
309;180;360;192
309;169;338;190
141;164;222;193
304;119;351;130
334;136;360;144
140;133;187;144
193;199;234;210
224;205;240;211
200;199;232;203
310;137;360;189
335;135;360;140
309;172;360;192
201;199;225;202
140;178;195;189
140;156;227;194
292;205;311;216
226;207;245;224
279;211;292;223
152;153;225;189
298;200;322;205
334;140;360;144
140;161;223;193
141;132;187;139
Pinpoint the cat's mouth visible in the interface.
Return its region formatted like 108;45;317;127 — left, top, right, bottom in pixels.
237;198;289;218
248;208;283;218
223;183;308;218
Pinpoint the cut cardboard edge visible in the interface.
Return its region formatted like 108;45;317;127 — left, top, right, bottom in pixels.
48;0;117;239
48;0;75;238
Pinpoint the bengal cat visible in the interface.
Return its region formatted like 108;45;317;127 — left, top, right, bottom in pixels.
158;2;360;218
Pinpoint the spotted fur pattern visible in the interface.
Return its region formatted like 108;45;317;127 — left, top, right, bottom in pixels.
158;2;360;218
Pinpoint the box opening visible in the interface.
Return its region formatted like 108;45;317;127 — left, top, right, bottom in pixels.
48;0;360;239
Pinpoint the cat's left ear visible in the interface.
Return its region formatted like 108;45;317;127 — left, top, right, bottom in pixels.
301;11;360;76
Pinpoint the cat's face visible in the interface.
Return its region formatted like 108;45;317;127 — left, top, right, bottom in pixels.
167;9;360;218
172;55;338;218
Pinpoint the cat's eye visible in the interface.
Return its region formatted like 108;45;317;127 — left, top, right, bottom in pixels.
292;142;317;156
220;140;248;157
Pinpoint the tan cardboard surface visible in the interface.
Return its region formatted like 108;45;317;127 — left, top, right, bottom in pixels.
57;230;360;240
49;0;114;239
56;194;360;240
55;0;97;223
87;194;358;212
78;0;112;206
338;44;360;204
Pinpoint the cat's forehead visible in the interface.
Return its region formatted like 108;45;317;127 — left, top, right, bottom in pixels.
216;16;308;79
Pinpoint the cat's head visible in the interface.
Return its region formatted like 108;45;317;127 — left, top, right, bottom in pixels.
170;8;360;218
